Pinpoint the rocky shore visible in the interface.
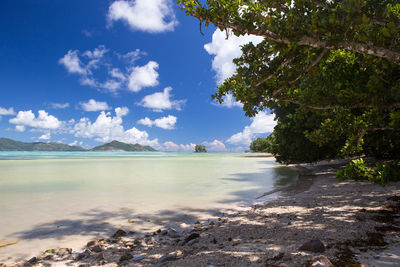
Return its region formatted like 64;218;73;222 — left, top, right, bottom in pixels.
2;161;400;267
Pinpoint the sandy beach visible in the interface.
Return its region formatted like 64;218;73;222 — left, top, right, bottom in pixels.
2;160;400;267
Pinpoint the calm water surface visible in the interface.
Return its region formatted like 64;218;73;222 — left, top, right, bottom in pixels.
0;152;297;261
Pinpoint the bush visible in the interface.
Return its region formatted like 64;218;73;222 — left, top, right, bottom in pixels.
337;158;400;186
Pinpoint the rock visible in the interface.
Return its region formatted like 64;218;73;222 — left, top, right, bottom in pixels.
87;240;98;247
206;258;215;267
42;254;53;260
119;252;133;262
112;229;127;239
158;251;182;264
167;228;180;238
57;248;72;256
72;251;89;261
299;239;325;253
211;238;217;244
160;229;168;236
27;257;37;264
91;245;102;253
311;255;333;267
133;255;145;262
96;252;105;261
182;233;200;245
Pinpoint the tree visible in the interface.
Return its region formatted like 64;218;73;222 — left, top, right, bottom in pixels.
194;145;207;152
250;136;275;152
179;1;400;159
179;1;400;183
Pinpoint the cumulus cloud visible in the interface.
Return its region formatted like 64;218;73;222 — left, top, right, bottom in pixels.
107;0;178;33
204;29;263;108
128;61;159;92
137;115;177;130
0;107;16;120
59;46;159;94
49;102;70;109
73;107;158;146
79;99;111;112
38;132;51;140
205;29;264;84
9;110;62;131
203;139;227;152
58;50;87;75
227;111;276;146
160;141;195;152
138;87;185;112
212;94;243;108
15;125;25;132
162;141;179;151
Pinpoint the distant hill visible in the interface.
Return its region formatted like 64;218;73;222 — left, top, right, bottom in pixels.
0;138;85;151
90;140;156;152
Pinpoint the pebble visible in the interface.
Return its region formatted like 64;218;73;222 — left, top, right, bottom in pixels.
112;229;127;239
91;245;102;253
133;255;145;262
299;239;325;253
119;252;133;262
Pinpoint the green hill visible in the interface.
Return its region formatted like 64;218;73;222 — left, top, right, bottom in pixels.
0;138;86;151
90;140;156;152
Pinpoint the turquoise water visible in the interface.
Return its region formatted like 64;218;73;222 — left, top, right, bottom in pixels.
0;152;297;261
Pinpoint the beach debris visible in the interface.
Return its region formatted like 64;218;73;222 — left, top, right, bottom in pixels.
57;248;72;256
299;239;325;253
86;240;99;247
27;257;38;264
112;229;127;239
311;255;333;267
119;252;133;262
90;245;102;253
132;255;145;262
157;250;182;264
167;228;180;238
0;238;18;248
182;233;200;246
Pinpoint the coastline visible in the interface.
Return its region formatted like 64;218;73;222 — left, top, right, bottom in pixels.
2;161;400;266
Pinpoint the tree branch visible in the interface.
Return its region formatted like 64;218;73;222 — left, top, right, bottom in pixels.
289;48;328;85
191;14;400;64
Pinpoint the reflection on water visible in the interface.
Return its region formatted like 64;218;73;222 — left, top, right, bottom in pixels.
0;152;297;261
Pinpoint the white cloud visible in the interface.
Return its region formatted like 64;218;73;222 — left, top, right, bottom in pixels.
107;0;178;33
204;29;263;108
59;46;158;94
0;107;16;120
80;99;111;112
58;50;87;75
162;141;179;151
39;132;51;140
137;115;177;130
9;110;62;130
138;87;185;112
49;102;70;109
160;141;195;152
203;139;227;152
227;111;276;146
128;61;159;92
73;107;158;146
205;29;264;84
15;125;25;132
213;94;243;108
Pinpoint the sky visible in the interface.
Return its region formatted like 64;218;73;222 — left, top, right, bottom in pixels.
0;0;276;151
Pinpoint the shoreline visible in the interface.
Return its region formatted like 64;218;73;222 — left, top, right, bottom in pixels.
2;161;400;266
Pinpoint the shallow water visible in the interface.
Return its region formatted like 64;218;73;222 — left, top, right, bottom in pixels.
0;152;297;262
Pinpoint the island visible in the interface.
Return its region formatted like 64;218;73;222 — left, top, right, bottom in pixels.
0;138;156;152
90;140;156;152
0;138;85;151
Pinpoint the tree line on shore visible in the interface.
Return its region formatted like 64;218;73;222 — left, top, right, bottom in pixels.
178;0;400;185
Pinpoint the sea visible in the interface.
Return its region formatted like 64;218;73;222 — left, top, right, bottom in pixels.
0;152;297;262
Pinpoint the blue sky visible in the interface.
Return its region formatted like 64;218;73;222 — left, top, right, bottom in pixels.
0;0;275;151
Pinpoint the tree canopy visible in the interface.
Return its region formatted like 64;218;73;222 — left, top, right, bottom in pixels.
195;145;207;152
179;0;400;183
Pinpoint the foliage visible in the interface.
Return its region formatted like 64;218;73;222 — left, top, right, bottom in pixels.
91;140;156;152
194;144;207;152
250;136;274;152
337;158;400;186
178;0;400;165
